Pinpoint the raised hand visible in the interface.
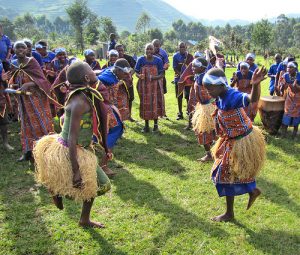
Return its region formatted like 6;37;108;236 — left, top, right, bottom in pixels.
251;66;267;86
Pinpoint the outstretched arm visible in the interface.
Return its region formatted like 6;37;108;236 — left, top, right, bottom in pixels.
248;66;267;103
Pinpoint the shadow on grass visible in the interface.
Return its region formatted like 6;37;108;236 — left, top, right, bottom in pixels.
266;134;300;161
61;193;128;255
115;136;190;179
233;221;300;255
258;177;300;217
0;163;57;254
120;123;203;167
113;168;228;252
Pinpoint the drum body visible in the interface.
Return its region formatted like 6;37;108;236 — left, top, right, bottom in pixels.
258;96;285;135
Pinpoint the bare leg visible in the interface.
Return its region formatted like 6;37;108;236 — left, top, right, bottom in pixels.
198;144;213;162
142;120;150;133
281;124;288;138
0;125;14;151
247;187;261;210
52;195;64;210
128;100;135;122
184;114;192;130
212;196;235;222
153;119;158;132
177;97;183;120
101;149;115;178
79;198;105;228
292;125;298;139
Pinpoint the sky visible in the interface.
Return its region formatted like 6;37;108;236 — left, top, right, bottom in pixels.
163;0;300;21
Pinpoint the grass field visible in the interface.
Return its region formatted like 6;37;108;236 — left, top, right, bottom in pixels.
0;58;299;255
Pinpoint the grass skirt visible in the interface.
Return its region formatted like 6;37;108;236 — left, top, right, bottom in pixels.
212;126;265;182
192;103;215;134
33;134;107;201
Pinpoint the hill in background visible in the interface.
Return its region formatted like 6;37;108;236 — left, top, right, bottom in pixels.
0;0;193;32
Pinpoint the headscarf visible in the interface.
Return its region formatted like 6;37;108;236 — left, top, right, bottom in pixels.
84;49;95;56
246;53;255;60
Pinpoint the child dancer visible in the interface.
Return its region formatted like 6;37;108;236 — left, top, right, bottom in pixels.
33;62;111;228
203;67;267;222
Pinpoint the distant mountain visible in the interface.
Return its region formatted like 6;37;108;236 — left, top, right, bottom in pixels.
0;0;299;31
199;19;251;27
197;13;300;27
0;0;194;32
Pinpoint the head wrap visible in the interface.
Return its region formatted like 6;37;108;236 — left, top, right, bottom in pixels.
203;73;227;86
108;49;119;57
193;51;205;58
35;43;44;49
113;63;132;73
192;58;207;68
287;62;297;68
69;57;79;65
246;53;255;60
240;61;250;69
55;48;67;55
13;40;27;50
84;49;95;56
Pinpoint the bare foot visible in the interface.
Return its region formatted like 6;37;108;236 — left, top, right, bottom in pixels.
247;188;261;210
197;154;213;162
102;165;116;178
211;213;234;222
79;220;105;228
4;143;14;151
52;195;64;210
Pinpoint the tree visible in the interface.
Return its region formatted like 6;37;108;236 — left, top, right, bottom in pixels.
85;12;100;45
135;12;151;34
14;13;44;41
120;30;131;39
164;30;176;42
252;19;273;54
53;17;71;35
0;17;15;40
99;17;117;42
66;0;90;52
293;23;300;48
172;19;187;40
148;28;163;41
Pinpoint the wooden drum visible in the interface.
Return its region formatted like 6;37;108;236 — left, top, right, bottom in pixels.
258;96;285;135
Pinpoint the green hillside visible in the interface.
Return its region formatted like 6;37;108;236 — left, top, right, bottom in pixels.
0;0;193;31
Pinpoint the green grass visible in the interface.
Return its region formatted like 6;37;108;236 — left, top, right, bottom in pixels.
0;59;299;255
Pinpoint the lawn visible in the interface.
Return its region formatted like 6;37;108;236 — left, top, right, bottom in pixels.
0;58;299;255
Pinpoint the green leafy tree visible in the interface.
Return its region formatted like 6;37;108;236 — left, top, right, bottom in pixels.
14;13;44;41
66;0;90;52
120;30;131;39
148;28;163;41
53;17;71;35
85;12;100;45
99;17;117;42
172;19;186;40
293;23;300;48
0;17;15;40
136;12;151;34
252;19;273;54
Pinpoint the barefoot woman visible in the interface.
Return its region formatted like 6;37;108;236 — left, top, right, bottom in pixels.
203;67;267;222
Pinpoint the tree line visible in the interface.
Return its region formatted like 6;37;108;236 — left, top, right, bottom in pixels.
1;0;299;58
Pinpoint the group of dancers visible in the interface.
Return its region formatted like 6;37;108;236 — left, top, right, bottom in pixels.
0;34;299;227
